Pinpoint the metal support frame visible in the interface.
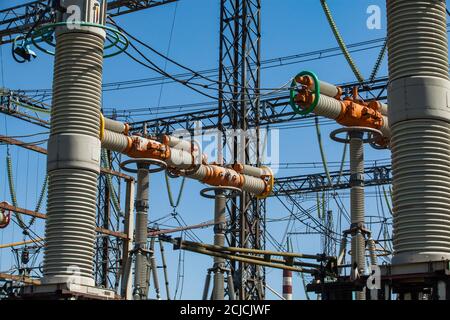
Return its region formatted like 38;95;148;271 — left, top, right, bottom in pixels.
95;150;123;290
120;158;165;300
200;186;240;300
0;0;178;44
217;0;264;301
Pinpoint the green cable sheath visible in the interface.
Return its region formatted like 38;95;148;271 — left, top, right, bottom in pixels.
369;39;387;82
14;100;51;114
335;140;348;186
322;192;326;223
320;0;365;84
6;154;27;230
28;174;48;228
165;172;186;208
300;272;311;300
382;185;393;216
316;193;321;220
165;172;175;207
314;117;332;187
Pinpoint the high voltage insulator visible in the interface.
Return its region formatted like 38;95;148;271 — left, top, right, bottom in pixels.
387;0;450;265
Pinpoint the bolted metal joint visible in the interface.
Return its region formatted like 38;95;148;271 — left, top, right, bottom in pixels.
350;173;364;186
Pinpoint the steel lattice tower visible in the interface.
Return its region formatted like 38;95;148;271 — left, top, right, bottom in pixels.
218;0;265;300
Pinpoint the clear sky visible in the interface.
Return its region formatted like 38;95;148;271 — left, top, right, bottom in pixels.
0;0;404;300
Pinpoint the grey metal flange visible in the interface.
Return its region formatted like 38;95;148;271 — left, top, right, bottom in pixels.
120;158;167;174
330;126;383;144
200;186;242;199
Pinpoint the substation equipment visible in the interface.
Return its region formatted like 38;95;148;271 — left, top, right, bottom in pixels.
2;0;450;301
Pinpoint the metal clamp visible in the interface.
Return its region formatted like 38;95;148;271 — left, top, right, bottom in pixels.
120;158;167;174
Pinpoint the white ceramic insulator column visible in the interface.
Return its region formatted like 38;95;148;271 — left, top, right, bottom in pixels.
43;0;106;286
387;0;450;264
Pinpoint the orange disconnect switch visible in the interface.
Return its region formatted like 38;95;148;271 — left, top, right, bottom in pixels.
335;99;384;129
126;136;171;160
202;165;245;188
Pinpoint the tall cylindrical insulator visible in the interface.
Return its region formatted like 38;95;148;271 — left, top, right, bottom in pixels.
387;0;450;264
282;270;293;300
102;129;129;153
349;131;366;300
212;190;226;300
43;0;106;286
134;164;150;299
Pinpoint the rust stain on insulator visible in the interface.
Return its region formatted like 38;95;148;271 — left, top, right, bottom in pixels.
294;90;315;106
232;163;244;173
124;123;131;135
125;136;171;160
162;135;170;146
201;165;245;188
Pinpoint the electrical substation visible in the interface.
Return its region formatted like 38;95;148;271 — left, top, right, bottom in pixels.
0;0;449;301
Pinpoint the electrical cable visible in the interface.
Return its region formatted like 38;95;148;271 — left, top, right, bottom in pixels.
155;0;178;118
369;40;387;83
320;0;365;83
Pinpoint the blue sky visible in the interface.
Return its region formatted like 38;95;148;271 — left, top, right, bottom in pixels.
0;0;398;300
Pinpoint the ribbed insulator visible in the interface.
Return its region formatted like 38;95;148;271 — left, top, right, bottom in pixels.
135;167;149;298
242;175;266;195
167;148;194;169
387;0;449;81
380;116;390;139
351;231;366;301
319;80;339;98
379;103;388;116
349;133;366;292
44;169;98;282
350;136;364;175
51;32;104;136
351;233;366;270
368;238;378;266
188;165;208;180
166;136;193;152
240;165;266;178
102;130;129;152
135;212;148;291
391;119;450;259
213;193;226;301
104;117;126;134
337;237;347;265
351;187;365;224
314;94;342;120
44;28;104;286
350;135;365;225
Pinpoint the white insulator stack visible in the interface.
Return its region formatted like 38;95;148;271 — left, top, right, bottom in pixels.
349;131;366;300
104;117;127;134
43;0;106;286
134;165;150;299
167;148;196;170
102;129;129;153
313;94;342;120
387;0;450;264
318;80;340;98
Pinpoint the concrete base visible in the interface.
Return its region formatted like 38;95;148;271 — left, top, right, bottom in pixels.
22;282;118;300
